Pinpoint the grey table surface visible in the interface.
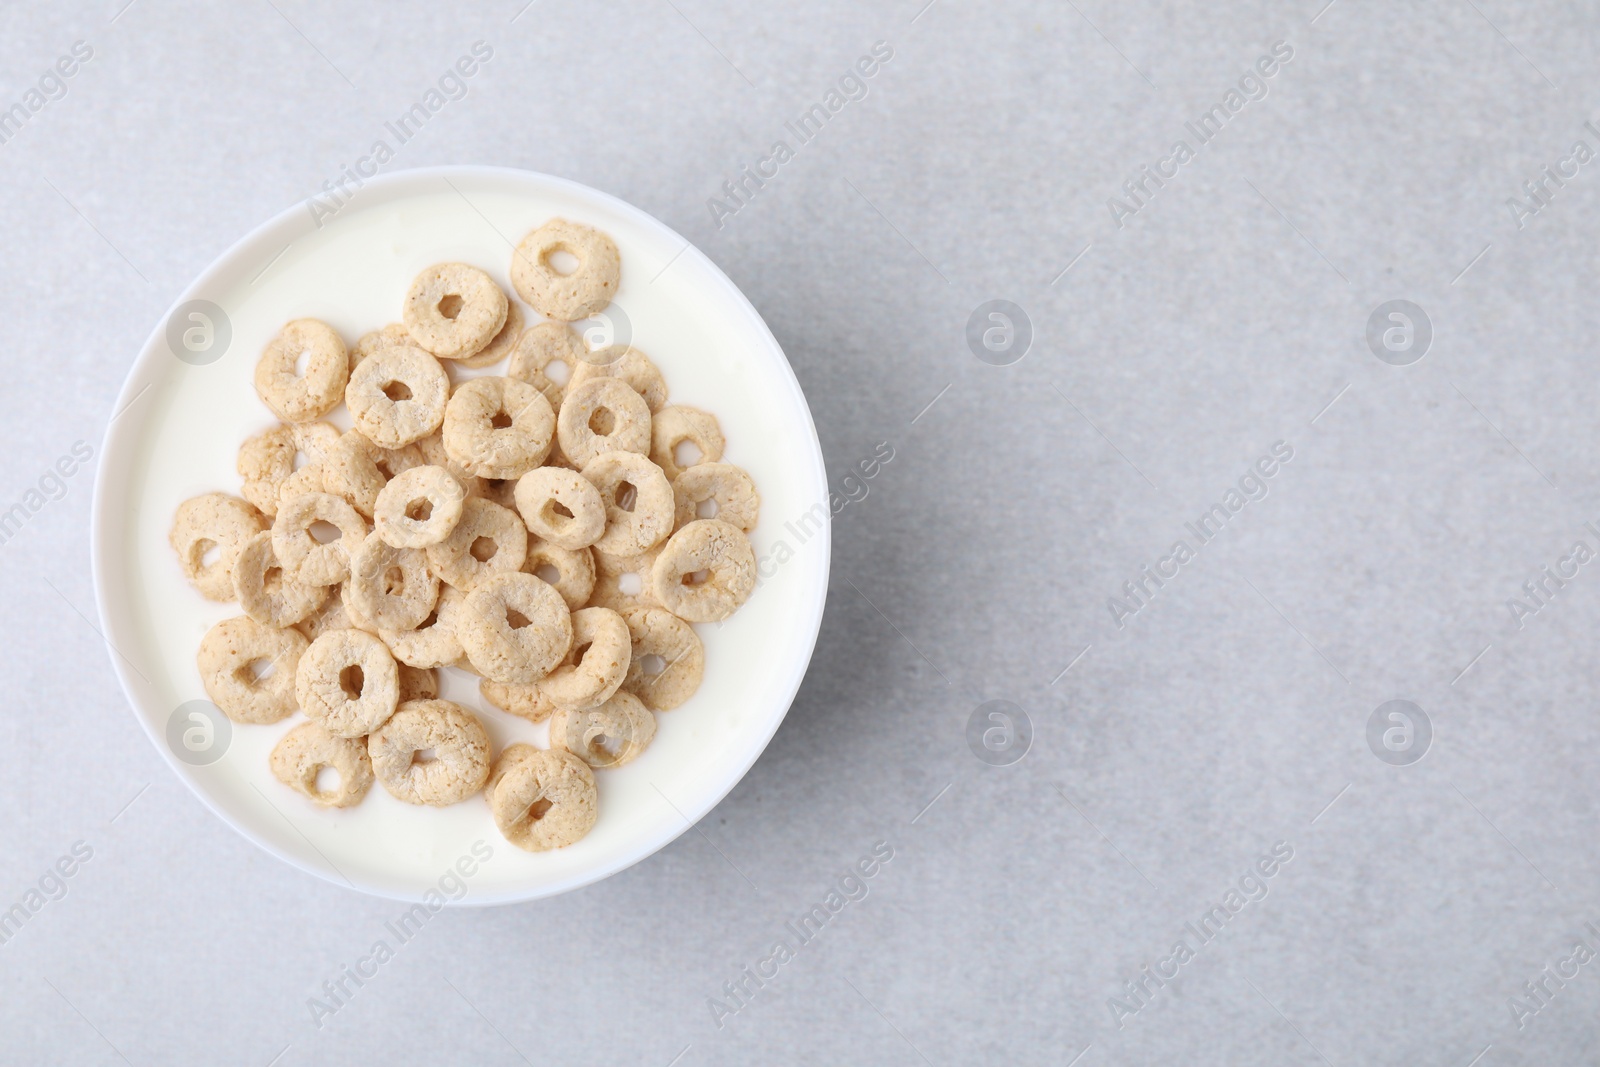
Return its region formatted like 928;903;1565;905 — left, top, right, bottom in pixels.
4;0;1599;1063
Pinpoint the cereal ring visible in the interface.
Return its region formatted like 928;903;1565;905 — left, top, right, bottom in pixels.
513;467;605;550
510;219;620;321
413;431;485;499
589;547;660;614
397;665;439;702
271;492;368;587
478;678;556;723
569;346;668;412
583;451;674;556
426;497;527;591
673;463;760;532
539;607;630;710
549;691;655;769
442;376;554;480
254;319;349;423
525;537;595;611
506;321;582;409
295;592;358;643
649;519;756;622
556;378;650;468
403;263;508;359
650;405;725;483
380;584;466;668
237;422;340;519
453;300;523;369
457;572;572;684
234;531;328;627
368;699;490;806
294;628;400;738
345;344;450;448
347;532;439;631
621;608;704;711
338;580;381;635
322;431;424;519
169;492;267;601
350;323;412;373
196;616;307;724
270;722;374;808
485;746;597;851
374;465;465;548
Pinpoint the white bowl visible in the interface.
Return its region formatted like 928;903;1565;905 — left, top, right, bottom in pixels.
91;166;829;904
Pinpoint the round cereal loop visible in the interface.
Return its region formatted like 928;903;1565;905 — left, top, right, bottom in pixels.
254;319;349;423
403;263;509;360
589;547;660;614
539;607;630;710
621;608;704;711
374;465;465;548
506;321;583;409
295;628;400;738
427;497;527;591
583;451;674;557
338;580;381;635
351;323;412;374
347;532;439;632
442;376;554;480
513;467;604;550
510;219;620;321
237;422;340;519
414;431;485;498
368;699;490;806
568;346;668;412
556;378;651;468
196;616;307;724
673;463;760;533
479;678;557;723
650;519;757;622
650;405;725;483
380;584;466;668
397;665;439;702
549;690;655;769
271;491;368;587
322;431;424;519
485;746;597;851
453;301;523;369
169;493;267;601
270;722;374;808
457;572;572;684
345;344;450;448
525;537;595;611
295;592;357;643
234;531;328;627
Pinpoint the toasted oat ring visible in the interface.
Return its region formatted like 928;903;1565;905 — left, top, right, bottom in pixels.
525;538;595;611
539;607;630;710
369;699;491;806
271;491;367;587
254;319;349;423
295;593;357;644
169;492;267;601
557;378;650;468
338;580;381;635
322;431;424;519
486;745;598;851
427;497;527;591
589;547;660;614
583;451;674;556
270;722;374;808
673;463;760;532
345;344;450;448
234;531;328;627
506;322;583;409
348;531;439;631
414;431;484;499
650;519;757;622
568;346;668;413
397;665;439;702
453;301;524;369
550;690;655;769
403;263;509;359
374;465;465;548
650;405;725;482
380;584;466;668
442;376;554;480
350;323;412;374
237;422;340;519
458;571;572;684
510;219;620;321
621;608;704;711
513;467;604;550
479;678;557;723
196;616;307;724
294;628;399;737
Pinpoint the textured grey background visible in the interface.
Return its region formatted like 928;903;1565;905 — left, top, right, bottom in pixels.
3;0;1599;1063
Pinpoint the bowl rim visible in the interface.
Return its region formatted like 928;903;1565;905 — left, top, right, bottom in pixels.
89;164;831;905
